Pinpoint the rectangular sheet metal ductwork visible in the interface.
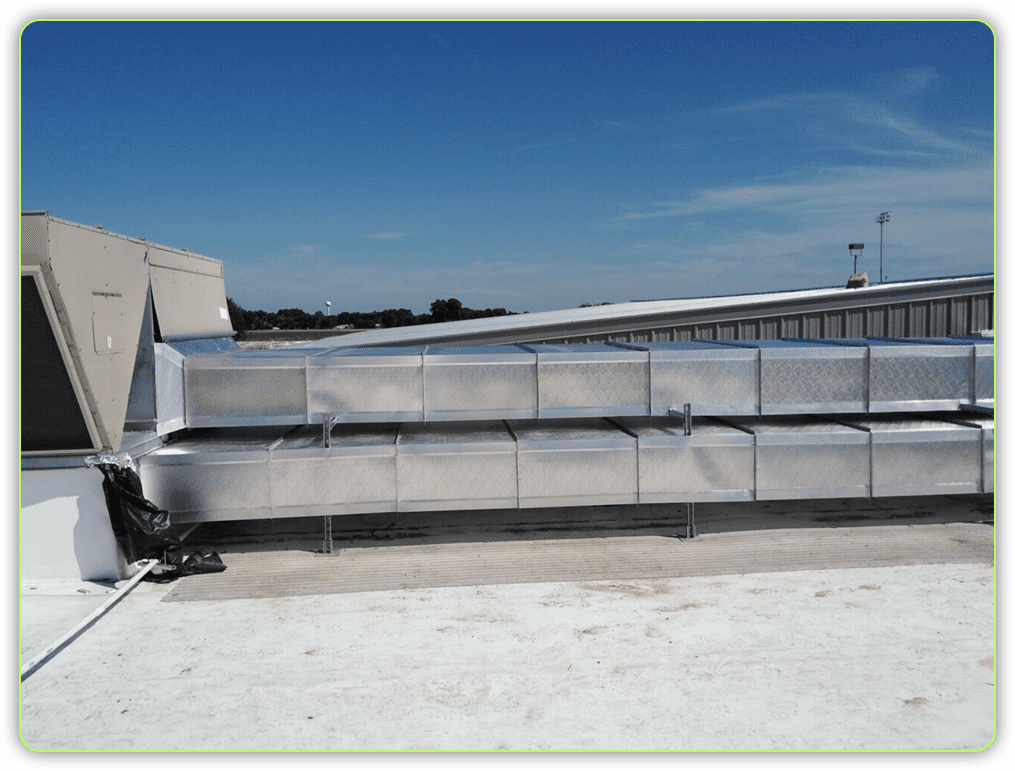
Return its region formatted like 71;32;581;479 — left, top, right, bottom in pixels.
308;347;425;423
712;339;868;414
815;338;976;412
271;424;398;518
615;416;755;503
137;413;993;523
838;415;984;496
643;342;759;416
528;344;650;419
511;418;639;508
422;346;538;421
727;416;871;500
177;338;991;428
396;421;519;511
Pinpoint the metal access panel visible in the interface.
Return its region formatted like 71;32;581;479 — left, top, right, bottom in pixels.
530;344;650;418
642;342;759;416
422;345;537;421
270;424;398;517
733;416;870;500
148;245;233;341
511;418;638;508
138;427;290;522
308;347;425;423
862;339;974;412
396;421;518;511
616;416;755;503
715;339;867;414
184;349;312;426
847;416;982;497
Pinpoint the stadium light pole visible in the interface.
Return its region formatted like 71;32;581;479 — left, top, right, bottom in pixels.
876;211;890;284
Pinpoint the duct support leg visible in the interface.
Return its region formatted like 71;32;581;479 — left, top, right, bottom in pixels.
323;516;333;555
323;413;338;448
667;404;693;435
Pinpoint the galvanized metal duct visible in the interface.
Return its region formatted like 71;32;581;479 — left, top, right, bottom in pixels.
180;338;992;429
137;413;993;524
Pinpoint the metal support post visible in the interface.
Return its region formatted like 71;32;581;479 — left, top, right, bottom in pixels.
686;502;696;539
323;515;333;554
323;413;337;448
668;404;692;435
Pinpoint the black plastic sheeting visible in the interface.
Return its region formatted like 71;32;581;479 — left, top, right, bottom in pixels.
97;464;226;582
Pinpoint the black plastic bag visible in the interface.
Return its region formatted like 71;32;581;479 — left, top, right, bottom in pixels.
98;463;178;563
144;545;227;583
97;463;227;581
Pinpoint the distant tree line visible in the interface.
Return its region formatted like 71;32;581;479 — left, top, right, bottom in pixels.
226;297;515;334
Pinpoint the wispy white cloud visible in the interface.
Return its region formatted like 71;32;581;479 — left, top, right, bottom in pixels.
367;232;407;239
715;88;982;157
870;65;939;96
612;164;992;223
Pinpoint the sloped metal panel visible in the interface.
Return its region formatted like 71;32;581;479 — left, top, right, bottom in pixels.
28;217;152;452
396;421;518;511
732;417;870;500
617;416;755;503
643;342;759;416
148;245;233;340
269;424;398;517
124;291;157;431
422;345;537;420
531;344;650;418
307;347;425;423
511;418;638;507
153;343;186;434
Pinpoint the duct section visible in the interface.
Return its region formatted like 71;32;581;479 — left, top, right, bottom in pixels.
308;347;425;423
616;416;755;503
396;421;518;511
138;427;285;521
729;417;871;501
643;342;759;416
511;418;639;508
422;346;537;421
135;411;993;524
176;338;990;429
270;424;398;518
713;339;869;414
529;344;650;419
839;416;984;497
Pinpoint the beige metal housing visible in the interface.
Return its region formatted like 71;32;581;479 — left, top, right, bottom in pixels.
20;212;233;455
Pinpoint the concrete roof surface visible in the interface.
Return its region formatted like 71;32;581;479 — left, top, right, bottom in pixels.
18;499;995;754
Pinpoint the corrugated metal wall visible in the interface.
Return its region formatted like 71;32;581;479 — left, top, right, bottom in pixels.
548;290;994;345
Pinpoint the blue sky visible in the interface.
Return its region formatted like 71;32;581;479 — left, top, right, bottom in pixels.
19;19;995;314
